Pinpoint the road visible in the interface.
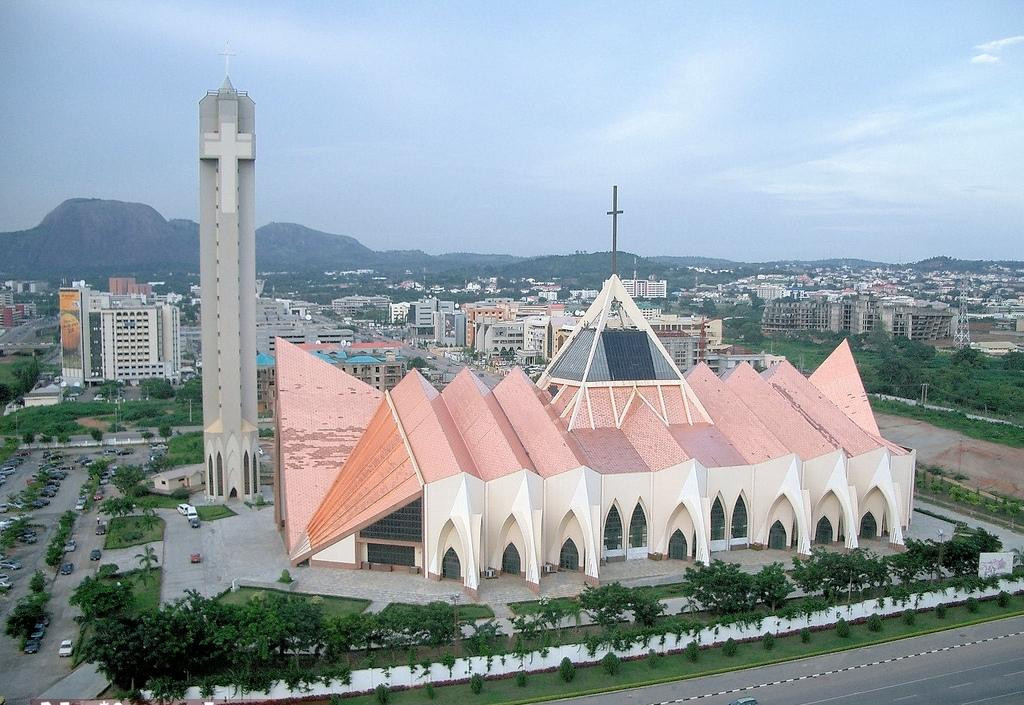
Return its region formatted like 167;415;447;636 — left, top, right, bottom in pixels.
0;444;152;705
562;615;1024;705
0;316;56;352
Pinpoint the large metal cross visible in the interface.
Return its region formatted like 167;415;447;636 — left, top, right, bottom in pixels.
607;185;623;276
219;42;236;77
201;121;253;214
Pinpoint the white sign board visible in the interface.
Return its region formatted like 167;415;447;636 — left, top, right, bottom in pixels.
978;552;1014;578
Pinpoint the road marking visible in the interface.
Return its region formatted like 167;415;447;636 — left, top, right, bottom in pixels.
960;691;1024;705
949;682;973;689
645;630;1024;705
893;696;917;702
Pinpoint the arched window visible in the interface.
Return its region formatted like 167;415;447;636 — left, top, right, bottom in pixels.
207;456;213;494
710;497;726;541
731;496;748;539
501;543;521;575
559;539;579;570
252;455;259;493
768;520;787;549
442;548;461;579
216;452;223;496
243;452;250;495
628;503;647;549
603;506;623;551
815;516;834;544
668;530;688;560
860;512;877;539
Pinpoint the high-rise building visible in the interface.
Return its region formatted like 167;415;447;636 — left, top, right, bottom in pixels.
108;276;153;296
621;277;667;299
762;296;954;340
199;75;259;501
59;285;181;386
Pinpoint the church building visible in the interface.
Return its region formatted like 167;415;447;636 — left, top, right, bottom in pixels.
274;275;914;597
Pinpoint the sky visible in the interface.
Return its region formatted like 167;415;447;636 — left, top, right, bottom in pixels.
0;1;1021;262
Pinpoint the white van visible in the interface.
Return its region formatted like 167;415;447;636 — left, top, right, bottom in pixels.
185;506;198;520
176;503;195;517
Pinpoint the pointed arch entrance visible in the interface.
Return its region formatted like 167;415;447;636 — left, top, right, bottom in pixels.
243;452;250;495
627;502;648;559
215;452;223;497
559;539;579;570
768;520;788;549
668;530;688;560
501;543;521;575
860;512;877;539
730;495;749;547
603;504;624;560
815;516;834;544
442;547;461;579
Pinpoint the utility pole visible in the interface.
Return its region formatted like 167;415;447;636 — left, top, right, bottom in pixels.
920;382;929;405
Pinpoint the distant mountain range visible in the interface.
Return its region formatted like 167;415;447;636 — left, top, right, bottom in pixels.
0;198;1019;279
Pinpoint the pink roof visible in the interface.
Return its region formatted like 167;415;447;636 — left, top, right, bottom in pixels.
572;428;651;473
619;396;691;469
762;360;905;456
274;338;382;551
808;340;881;437
669;423;748;467
722;363;838;460
685;364;791;464
302;399;421;559
491;369;586;477
440;368;534;480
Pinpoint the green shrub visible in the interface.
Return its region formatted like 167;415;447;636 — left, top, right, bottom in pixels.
685;640;699;662
646;649;661;669
723;638;737;657
800;627;811;643
469;673;483;694
997;591;1010;607
762;632;775;650
515;671;527;688
601;652;621;675
278;569;293;584
29;570;46;594
867;614;883;632
374;684;390;705
966;597;979;613
935;603;947;618
170;487;190;500
836;618;850;638
559;657;576;682
901;609;915;626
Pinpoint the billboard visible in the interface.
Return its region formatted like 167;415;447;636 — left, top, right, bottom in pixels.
978;552;1014;578
59;289;83;371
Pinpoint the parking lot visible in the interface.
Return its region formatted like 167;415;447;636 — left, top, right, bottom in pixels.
0;443;153;704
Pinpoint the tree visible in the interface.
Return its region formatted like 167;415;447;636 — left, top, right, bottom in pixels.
1003;352;1024;372
102;496;136;519
0;382;13;406
70;574;135;623
579;582;632;629
136;545;159;584
409;356;429;370
158;425;172;439
89;428;103;442
175;376;202;404
112;465;146;500
23;431;34;445
680;560;757;615
5;593;49;639
753;562;792;611
141;378;174;399
627;587;665;627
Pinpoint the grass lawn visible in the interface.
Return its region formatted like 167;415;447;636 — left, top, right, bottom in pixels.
0;437;17;464
104;515;166;549
139;493;187;509
107;567;163;612
197;504;236;521
508;596;578;616
166;431;203;466
340;597;1023;704
381;601;495;622
217;587;370;618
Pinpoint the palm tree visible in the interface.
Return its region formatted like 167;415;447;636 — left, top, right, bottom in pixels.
135;544;159;584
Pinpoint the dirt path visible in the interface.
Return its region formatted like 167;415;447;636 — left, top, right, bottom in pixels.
877;412;1024;498
77;416;110;431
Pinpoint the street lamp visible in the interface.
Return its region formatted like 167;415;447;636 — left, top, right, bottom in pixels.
936;528;946;581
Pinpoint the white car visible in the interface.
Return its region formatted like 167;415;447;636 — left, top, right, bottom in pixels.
177;503;195;516
58;639;73;657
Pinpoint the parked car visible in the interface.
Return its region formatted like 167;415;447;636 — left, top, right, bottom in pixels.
58;639;73;657
96;522;107;535
0;560;22;570
23;639;40;654
93;491;103;501
75;501;86;511
89;548;102;561
63;539;77;552
59;562;73;575
177;503;196;517
189;516;200;529
29;625;45;640
190;553;202;564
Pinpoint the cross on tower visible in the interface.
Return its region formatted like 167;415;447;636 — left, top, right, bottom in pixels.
201;122;254;214
219;41;236;77
607;185;623;276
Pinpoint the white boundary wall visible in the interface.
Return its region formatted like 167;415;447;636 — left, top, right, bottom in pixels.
170;577;1024;701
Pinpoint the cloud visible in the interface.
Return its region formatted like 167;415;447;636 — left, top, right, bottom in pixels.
975;35;1024;53
970;53;1000;64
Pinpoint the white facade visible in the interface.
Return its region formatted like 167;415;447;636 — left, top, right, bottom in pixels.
199;76;259;501
100;304;181;382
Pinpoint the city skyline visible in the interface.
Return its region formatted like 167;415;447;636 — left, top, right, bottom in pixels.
1;2;1022;261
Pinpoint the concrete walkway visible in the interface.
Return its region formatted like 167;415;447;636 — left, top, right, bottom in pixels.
36;663;108;701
